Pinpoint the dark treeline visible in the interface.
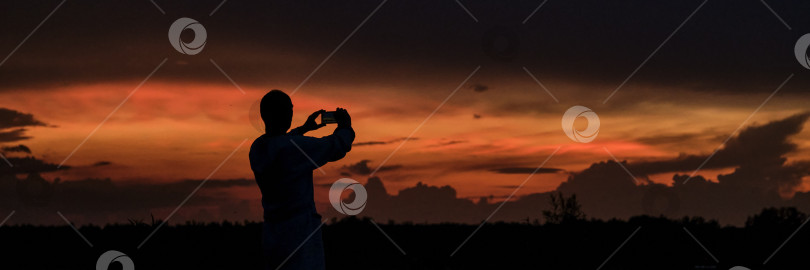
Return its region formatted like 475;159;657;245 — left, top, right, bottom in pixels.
0;207;807;269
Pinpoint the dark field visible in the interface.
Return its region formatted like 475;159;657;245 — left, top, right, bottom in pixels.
1;208;808;270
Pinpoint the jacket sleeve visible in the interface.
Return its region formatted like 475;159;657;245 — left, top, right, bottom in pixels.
286;126;307;136
289;127;355;170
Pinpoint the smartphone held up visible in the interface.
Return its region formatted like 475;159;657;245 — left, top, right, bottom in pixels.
321;111;337;125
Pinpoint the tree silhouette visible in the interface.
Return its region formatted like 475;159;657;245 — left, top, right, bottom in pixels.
542;191;585;224
745;207;807;228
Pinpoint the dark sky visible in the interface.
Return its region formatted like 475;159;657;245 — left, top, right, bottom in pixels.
1;0;810;226
2;0;810;93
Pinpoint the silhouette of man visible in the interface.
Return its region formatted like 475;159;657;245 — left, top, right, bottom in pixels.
249;90;354;270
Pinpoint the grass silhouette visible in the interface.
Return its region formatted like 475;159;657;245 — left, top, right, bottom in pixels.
0;208;807;269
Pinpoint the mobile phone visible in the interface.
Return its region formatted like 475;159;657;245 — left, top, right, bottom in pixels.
321;111;337;124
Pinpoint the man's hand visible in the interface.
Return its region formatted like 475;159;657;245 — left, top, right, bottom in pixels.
335;108;351;128
302;110;326;132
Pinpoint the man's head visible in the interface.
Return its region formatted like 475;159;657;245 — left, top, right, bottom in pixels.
260;90;293;135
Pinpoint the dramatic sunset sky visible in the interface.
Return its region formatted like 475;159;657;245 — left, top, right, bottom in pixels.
2;0;810;225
